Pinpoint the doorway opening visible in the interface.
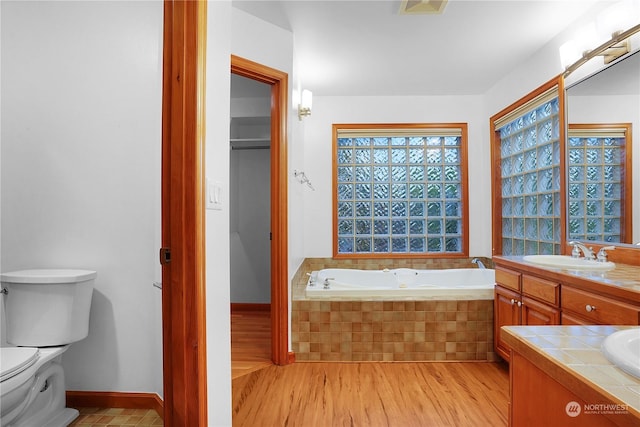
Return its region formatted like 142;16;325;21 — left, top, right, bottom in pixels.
230;74;273;377
230;55;290;370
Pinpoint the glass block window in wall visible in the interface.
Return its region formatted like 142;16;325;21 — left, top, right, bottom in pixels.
333;124;468;257
567;124;632;243
495;89;561;255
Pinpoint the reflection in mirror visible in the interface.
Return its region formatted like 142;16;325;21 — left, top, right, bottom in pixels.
566;49;639;246
567;123;632;243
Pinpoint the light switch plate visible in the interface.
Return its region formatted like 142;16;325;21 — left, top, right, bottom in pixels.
206;178;223;210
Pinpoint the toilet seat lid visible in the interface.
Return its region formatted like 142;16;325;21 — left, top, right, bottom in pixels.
1;347;40;382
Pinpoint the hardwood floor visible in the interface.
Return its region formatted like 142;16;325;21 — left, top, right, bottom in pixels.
231;308;273;379
231;307;510;426
232;361;509;426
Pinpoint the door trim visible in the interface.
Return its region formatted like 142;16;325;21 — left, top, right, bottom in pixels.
231;55;290;365
162;1;208;425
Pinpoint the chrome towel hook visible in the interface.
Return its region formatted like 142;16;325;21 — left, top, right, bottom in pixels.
294;170;315;191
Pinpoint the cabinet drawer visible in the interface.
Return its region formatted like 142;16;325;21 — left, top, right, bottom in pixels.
562;287;640;325
495;267;520;292
522;275;559;306
561;312;591;326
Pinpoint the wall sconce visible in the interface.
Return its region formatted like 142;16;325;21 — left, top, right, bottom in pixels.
298;89;312;121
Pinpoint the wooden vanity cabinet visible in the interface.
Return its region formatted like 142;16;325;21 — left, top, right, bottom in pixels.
510;352;621;427
494;267;560;361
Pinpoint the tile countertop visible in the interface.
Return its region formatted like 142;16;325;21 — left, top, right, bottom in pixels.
503;325;640;421
493;256;640;303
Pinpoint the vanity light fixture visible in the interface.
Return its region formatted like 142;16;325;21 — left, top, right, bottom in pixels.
298;89;312;121
562;23;640;77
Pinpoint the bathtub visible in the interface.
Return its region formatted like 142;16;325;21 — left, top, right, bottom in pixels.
305;268;495;300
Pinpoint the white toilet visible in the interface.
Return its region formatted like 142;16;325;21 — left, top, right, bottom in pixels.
0;269;96;427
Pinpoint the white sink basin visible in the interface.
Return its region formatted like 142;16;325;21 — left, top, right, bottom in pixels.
602;328;640;379
522;255;615;271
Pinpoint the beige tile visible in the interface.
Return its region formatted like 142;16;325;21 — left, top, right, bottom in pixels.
598;386;640;413
592;365;640;386
565;349;611;365
70;408;162;427
539;335;588;349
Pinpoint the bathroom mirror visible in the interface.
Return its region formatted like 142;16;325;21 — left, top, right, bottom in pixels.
565;49;640;247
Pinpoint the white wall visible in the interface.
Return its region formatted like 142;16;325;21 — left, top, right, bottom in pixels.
302;95;491;257
205;2;233;425
0;0;163;395
483;2;605;116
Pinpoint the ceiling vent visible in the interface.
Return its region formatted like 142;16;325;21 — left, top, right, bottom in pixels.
398;0;448;15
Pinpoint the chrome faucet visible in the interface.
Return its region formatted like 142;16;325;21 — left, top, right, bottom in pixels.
568;241;595;260
596;246;615;263
471;258;486;269
306;272;317;286
323;278;334;289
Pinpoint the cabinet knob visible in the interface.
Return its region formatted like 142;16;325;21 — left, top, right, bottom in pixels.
517;301;522;307
510;299;516;305
585;304;596;312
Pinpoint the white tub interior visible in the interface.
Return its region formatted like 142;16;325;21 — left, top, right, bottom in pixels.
306;268;495;300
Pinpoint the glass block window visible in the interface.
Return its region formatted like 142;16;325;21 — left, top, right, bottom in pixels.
567;125;630;243
333;124;468;257
494;88;561;255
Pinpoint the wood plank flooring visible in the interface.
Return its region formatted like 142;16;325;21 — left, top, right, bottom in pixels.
232;361;509;426
231;308;273;379
231;307;510;426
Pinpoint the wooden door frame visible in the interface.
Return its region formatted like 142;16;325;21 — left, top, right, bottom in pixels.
160;4;291;425
231;55;290;366
161;1;208;425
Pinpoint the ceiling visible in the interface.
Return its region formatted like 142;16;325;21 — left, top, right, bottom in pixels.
232;0;603;96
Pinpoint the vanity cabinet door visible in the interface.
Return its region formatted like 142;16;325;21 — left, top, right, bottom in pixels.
494;285;521;361
522;296;560;326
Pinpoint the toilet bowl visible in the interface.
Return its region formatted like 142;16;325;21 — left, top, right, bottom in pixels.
0;269;96;427
1;346;78;427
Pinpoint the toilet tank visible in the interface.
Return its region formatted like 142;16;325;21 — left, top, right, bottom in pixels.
1;269;96;347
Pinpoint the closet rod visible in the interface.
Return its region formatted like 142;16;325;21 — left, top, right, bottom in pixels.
230;145;271;151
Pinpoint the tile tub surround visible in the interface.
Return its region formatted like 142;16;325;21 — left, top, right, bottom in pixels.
502;325;640;419
292;258;496;362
